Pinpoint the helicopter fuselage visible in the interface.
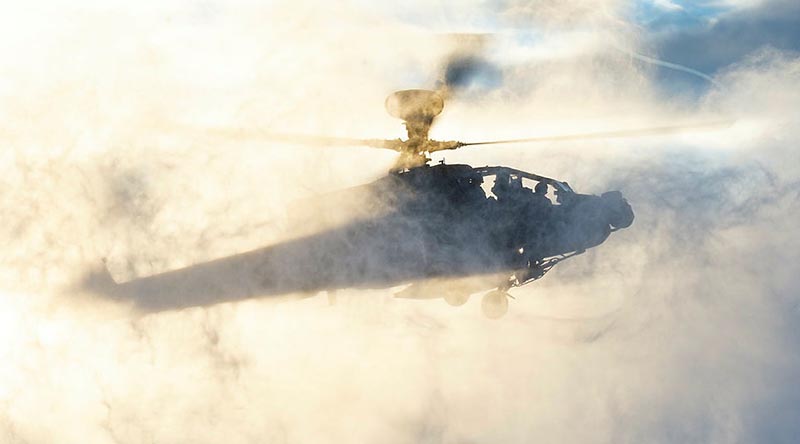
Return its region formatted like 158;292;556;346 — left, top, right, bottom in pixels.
86;163;633;312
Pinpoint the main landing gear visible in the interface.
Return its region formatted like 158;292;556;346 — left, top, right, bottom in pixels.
481;289;511;319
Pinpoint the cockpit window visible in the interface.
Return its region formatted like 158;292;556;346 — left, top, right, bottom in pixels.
482;174;556;204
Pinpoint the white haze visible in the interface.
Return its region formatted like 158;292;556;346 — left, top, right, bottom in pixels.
1;1;799;443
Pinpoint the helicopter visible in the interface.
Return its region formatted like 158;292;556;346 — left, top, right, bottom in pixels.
83;84;735;318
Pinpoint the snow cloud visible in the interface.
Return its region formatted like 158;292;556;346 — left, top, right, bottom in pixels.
1;1;798;443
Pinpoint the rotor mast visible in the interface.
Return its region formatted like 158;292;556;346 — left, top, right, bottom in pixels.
384;89;462;169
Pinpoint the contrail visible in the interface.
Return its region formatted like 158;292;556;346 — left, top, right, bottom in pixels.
616;46;721;86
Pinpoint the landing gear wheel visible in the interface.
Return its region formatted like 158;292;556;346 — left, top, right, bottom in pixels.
481;290;509;319
444;293;470;306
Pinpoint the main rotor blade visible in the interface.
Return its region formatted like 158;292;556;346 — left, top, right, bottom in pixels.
201;127;403;151
457;120;734;147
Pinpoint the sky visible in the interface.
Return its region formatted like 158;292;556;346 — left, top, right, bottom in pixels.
1;1;799;443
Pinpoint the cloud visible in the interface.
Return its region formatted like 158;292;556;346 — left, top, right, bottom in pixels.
652;0;684;12
0;1;799;443
650;0;800;75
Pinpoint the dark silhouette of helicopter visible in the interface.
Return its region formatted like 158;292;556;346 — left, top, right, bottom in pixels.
82;86;740;317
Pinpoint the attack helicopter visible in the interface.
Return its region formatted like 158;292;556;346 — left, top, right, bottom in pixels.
85;86;649;319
